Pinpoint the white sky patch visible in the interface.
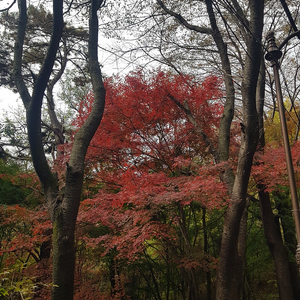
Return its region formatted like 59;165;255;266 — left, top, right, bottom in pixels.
0;87;21;115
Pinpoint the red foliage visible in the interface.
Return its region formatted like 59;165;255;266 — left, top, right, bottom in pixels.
252;141;300;191
74;70;223;173
74;69;227;266
0;205;51;264
0;70;227;299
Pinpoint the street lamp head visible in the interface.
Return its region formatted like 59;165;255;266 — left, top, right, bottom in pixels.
265;31;282;61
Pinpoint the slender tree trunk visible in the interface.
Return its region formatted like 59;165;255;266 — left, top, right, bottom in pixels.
178;205;201;300
256;53;299;299
258;184;294;300
274;191;300;298
203;208;212;300
229;198;250;297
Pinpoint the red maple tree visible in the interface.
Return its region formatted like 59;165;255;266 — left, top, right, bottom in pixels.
74;70;226;296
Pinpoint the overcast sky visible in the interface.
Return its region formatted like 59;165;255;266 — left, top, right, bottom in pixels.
0;0;143;120
0;87;21;115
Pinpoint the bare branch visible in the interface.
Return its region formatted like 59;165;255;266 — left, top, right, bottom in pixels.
156;0;212;35
0;0;16;12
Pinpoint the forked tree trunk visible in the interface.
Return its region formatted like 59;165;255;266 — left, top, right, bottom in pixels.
13;1;106;299
51;1;106;298
215;1;264;298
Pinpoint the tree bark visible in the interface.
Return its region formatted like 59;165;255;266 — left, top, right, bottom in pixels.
13;1;105;299
203;208;212;300
274;190;300;298
215;1;264;298
256;49;299;300
258;185;294;300
51;1;105;298
156;1;263;298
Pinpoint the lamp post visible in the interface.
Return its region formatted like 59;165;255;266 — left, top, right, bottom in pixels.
265;31;300;267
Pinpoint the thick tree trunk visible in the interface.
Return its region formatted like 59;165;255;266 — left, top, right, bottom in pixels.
51;213;77;300
51;2;105;298
229;198;250;297
14;1;105;300
215;1;264;298
50;167;84;299
216;197;249;299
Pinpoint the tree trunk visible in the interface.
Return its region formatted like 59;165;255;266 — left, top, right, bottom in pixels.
203;208;212;300
178;205;201;300
215;1;264;298
258;185;294;300
51;214;77;299
229;198;250;298
51;1;106;298
256;52;299;299
274;190;300;298
13;1;106;299
49;166;83;299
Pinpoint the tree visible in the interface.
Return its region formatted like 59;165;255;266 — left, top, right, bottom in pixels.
105;0;298;298
0;159;37;206
73;68;300;299
253;138;300;299
128;1;264;298
0;158;49;299
0;4;90;158
11;0;106;299
76;70;227;299
3;0;300;299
